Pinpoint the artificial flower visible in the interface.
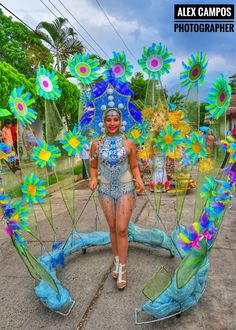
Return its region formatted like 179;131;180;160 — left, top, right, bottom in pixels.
8;86;37;126
32;140;61;168
180;51;207;89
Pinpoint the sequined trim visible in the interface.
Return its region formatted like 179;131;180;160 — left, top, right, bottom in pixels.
98;180;135;202
98;135;128;181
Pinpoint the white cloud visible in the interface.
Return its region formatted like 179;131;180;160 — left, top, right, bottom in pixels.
207;55;235;76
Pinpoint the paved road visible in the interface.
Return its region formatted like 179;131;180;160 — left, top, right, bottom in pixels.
0;183;235;329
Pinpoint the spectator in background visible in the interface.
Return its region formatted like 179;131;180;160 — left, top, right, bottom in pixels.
11;119;18;154
2;119;13;147
1;119;19;172
232;125;236;136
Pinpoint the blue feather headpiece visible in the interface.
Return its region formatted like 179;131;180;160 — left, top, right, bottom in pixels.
79;74;142;138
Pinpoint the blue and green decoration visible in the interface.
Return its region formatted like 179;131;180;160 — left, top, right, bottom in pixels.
183;131;207;165
205;74;231;120
68;53;100;85
200;177;217;200
8;86;37;126
60;127;89;156
32;140;61;168
138;42;175;80
36;66;62;100
180;52;208;89
103;51;133;82
3;200;30;251
128;123;148;146
178;178;232;251
0;143;17;163
0;108;12;117
217;135;236;164
80;90;92;106
153;124;183;154
79;76;142;138
21;173;47;206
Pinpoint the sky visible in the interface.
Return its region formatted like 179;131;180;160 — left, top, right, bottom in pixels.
2;0;236;98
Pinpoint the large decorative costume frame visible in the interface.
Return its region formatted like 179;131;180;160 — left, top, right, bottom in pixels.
0;46;234;325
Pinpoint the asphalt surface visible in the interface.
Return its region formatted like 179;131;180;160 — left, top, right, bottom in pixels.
0;181;235;330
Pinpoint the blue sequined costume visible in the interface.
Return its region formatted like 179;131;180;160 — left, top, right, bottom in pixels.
98;134;135;203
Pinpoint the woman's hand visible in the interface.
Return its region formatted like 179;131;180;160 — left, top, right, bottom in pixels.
135;177;145;193
89;178;97;192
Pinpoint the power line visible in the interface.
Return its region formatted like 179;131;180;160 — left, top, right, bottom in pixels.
95;0;136;61
56;0;109;58
0;2;76;58
39;0;93;54
42;0;100;56
0;3;35;32
40;0;93;55
39;0;58;19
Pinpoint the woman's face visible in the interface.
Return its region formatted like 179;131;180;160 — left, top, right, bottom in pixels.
104;115;120;135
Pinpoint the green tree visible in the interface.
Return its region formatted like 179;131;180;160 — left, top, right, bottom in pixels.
0;61;80;129
168;91;185;109
200;102;208;126
229;74;236;94
0;9;53;78
130;72;148;102
35;17;84;74
0;61;38;109
57;73;80;129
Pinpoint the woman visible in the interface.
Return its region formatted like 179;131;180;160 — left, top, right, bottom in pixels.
89;108;144;290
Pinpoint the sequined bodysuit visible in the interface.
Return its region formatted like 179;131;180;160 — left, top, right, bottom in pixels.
98;134;135;203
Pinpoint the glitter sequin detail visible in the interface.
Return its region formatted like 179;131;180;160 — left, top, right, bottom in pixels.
98;134;135;201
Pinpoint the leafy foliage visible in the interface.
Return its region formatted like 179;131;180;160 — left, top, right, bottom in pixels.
57;73;80;129
229;74;236;94
35;17;84;74
0;61;79;128
130;72;148;103
0;61;37;109
0;9;53;78
168;92;185;109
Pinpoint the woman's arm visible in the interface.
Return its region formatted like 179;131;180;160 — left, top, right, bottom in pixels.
128;140;144;192
89;141;99;191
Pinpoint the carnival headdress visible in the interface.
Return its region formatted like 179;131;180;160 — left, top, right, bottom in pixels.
79;75;142;137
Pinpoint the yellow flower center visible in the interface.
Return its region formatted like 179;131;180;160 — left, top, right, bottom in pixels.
168;149;182;160
192;141;202;153
39;149;51;162
68;137;80;149
11;212;20;222
131;129;141;139
28;184;37;196
0;151;8;161
198;158;213;173
138;149;147;159
163;133;173;145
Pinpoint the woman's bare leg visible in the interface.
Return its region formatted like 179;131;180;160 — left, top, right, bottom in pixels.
115;193;135;265
99;195;118;256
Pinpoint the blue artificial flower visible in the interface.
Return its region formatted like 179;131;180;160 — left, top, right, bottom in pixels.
36;66;61;100
205;74;231;120
138;42;175;80
103;51;133;82
68;53;100;85
8;86;37;126
180;52;207;90
32;141;61;168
